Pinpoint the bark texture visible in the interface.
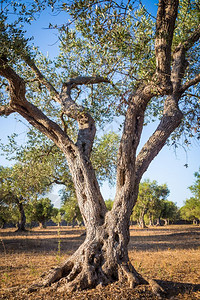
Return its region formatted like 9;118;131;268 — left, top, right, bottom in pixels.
0;0;200;297
29;210;146;293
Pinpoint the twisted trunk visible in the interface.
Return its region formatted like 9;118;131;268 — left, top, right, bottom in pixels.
29;149;147;292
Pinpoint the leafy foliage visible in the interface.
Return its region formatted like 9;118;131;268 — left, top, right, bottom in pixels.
26;197;54;227
131;179;178;227
180;168;200;222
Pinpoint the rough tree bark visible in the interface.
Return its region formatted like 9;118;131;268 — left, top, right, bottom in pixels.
0;0;200;296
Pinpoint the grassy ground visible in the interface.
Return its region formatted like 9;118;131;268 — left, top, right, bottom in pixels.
0;225;200;299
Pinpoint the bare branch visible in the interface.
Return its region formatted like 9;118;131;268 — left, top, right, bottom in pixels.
180;73;200;93
183;92;200;100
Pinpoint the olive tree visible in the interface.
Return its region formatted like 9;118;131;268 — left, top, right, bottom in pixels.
26;197;54;228
0;0;200;295
180;168;200;224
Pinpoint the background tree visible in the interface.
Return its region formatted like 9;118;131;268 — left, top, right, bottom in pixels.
0;163;51;230
61;191;83;226
180;197;200;224
189;168;200;199
0;0;200;295
180;168;200;224
105;199;114;211
131;179;170;227
0;199;14;228
131;179;153;228
149;184;170;226
160;200;179;225
51;208;63;226
26;197;54;228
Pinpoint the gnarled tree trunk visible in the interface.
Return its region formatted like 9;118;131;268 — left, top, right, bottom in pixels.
29;154;145;292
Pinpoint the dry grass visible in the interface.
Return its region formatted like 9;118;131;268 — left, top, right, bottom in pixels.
0;225;200;299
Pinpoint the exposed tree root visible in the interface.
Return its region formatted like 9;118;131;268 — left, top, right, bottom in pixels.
28;235;166;298
148;279;167;298
28;253;165;297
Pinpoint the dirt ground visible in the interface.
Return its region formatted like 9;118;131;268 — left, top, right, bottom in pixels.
0;225;200;299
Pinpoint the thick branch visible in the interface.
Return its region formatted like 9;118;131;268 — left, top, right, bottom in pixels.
60;76;109;157
171;25;200;93
64;76;110;91
135;95;183;184
155;0;179;91
113;85;154;213
0;61;73;149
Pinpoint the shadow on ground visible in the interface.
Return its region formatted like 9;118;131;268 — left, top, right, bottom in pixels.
156;279;200;299
129;229;200;251
1;226;200;254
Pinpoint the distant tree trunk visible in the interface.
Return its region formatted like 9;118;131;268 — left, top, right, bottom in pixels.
0;220;6;229
139;211;147;228
164;219;169;226
149;214;153;226
155;217;162;226
16;197;26;231
39;221;47;228
193;219;199;225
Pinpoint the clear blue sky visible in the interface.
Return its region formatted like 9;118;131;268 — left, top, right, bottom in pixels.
0;1;199;208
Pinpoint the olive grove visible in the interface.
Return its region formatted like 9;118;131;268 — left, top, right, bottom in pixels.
0;0;200;295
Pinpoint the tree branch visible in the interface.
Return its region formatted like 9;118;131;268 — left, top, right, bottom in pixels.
155;0;179;91
60;76;109;157
135;95;183;184
180;73;200;93
183;92;200;100
113;85;154;213
181;25;200;52
64;76;110;91
171;26;200;93
23;55;60;102
0;61;73;150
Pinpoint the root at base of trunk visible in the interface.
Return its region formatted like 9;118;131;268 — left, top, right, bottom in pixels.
28;238;165;298
28;255;146;294
28;258;166;298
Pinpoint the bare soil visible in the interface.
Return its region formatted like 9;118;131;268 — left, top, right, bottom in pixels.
0;225;200;299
